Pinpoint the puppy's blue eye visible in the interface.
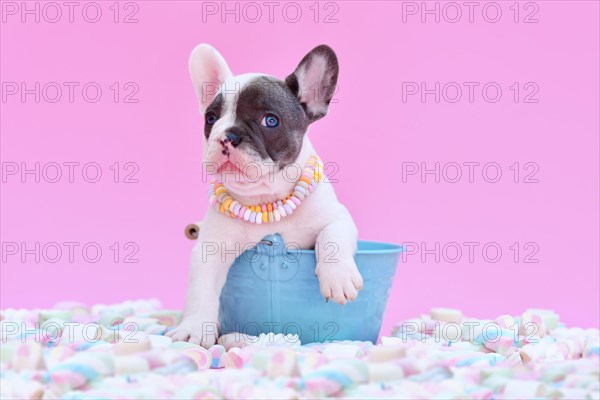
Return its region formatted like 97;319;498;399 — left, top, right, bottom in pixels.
261;114;279;128
206;113;218;125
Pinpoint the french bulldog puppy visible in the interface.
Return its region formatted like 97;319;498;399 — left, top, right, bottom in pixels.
166;44;363;347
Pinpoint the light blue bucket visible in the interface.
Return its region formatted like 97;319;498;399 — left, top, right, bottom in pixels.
219;234;403;344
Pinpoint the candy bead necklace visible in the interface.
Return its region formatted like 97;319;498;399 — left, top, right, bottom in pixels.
208;155;323;224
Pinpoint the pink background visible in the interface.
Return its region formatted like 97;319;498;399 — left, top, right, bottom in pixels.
1;1;599;335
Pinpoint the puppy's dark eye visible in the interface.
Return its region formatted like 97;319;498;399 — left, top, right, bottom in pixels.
261;114;279;128
206;112;218;125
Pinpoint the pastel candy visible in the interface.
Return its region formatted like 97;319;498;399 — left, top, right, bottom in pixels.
121;317;159;331
322;343;364;360
495;314;516;330
3;301;600;399
303;359;368;396
208;344;226;368
555;338;581;359
381;335;424;347
519;343;557;363
147;310;182;327
39;317;66;343
99;311;125;327
461;320;491;342
167;341;198;351
12;342;44;371
368;361;405;382
53;301;90;321
148;334;173;349
484;336;517;356
548;388;592;399
0;340;19;363
113;332;151;355
38;310;71;325
434;321;463;342
266;348;298;378
47;352;114;389
250;349;272;370
2;378;45;400
101;326;122;343
181;345;212;370
174;384;220;399
524;309;560;330
519;311;547;337
222;348;244;369
475;327;518;356
502;379;546;399
114;355;150;375
297;351;327;376
167;342;213;370
45;345;76;369
583;337;600;357
367;345;406;363
430;308;463;324
109;306;135;317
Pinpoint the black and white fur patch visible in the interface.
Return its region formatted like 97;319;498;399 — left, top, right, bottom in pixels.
193;45;339;169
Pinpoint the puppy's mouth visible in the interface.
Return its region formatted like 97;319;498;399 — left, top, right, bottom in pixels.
217;160;243;174
214;158;265;187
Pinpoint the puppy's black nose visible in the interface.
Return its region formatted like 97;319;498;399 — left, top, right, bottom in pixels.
224;132;241;147
222;132;242;147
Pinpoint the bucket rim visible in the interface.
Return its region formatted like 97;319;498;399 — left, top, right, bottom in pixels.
246;238;403;256
356;240;404;254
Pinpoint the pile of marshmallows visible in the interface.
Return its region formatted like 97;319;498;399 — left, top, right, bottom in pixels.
0;300;598;399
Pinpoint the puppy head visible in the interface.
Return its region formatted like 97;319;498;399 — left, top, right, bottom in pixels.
189;44;338;190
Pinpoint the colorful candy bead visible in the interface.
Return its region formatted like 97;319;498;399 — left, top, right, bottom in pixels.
208;155;323;224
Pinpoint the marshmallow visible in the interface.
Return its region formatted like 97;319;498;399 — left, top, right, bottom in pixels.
146;310;182;327
430;308;463;324
303;360;369;396
11;342;44;371
297;351;327;376
502;379;546;399
114;355;150;375
583;337;600;358
519;311;547;338
38;310;71;325
222;348;244;369
208;344;226;368
174;384;220;399
148;334;172;350
2;300;599;399
98;311;125;327
322;343;364;360
367;345;406;362
113;332;151;355
47;352;114;389
524;309;560;330
368;361;404;382
495;314;516;330
45;346;76;369
181;344;212;370
266;348;298;378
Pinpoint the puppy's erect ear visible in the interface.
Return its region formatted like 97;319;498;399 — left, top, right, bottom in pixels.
285;45;339;122
189;44;233;114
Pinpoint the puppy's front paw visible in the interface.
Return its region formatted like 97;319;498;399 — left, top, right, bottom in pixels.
316;260;364;305
165;315;219;348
